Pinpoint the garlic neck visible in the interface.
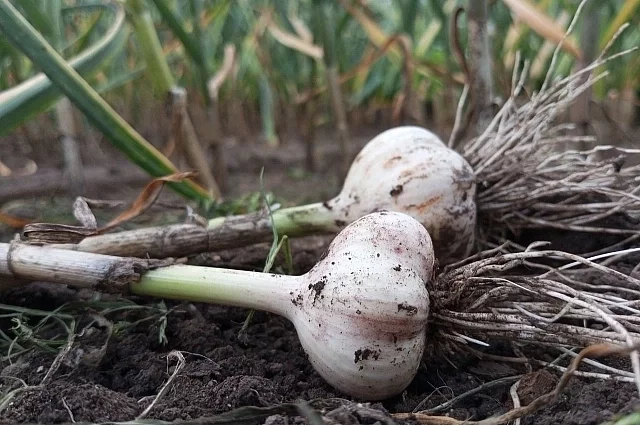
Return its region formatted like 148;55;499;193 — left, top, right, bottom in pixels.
132;264;299;317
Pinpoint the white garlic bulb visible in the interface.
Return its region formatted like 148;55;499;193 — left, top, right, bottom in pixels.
285;211;434;400
325;126;477;263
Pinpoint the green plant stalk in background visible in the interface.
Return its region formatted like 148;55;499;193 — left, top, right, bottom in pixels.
0;0;636;178
127;0;174;94
46;0;86;193
188;0;213;104
189;0;228;190
0;2;125;135
400;0;420;39
313;0;350;177
45;0;63;51
599;0;640;50
17;0;54;40
127;0;221;198
467;0;494;135
259;74;279;147
149;0;206;69
63;6;107;55
0;0;211;203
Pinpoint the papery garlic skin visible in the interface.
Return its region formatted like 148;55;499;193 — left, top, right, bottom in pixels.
326;126;476;264
287;211;434;400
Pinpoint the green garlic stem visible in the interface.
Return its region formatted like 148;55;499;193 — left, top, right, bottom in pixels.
131;264;298;317
207;202;341;237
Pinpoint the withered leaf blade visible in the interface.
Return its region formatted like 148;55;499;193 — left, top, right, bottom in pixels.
208;44;236;101
73;197;98;229
267;20;323;59
98;171;198;234
502;0;582;59
22;223;98;244
0;211;32;228
22;172;197;245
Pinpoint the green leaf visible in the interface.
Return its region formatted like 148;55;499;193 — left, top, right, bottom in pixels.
0;2;125;135
44;0;63;51
16;0;54;39
149;0;205;67
259;75;278;147
600;0;640;50
399;0;420;37
95;64;147;94
63;7;106;56
188;0;213;102
0;0;212;203
350;67;383;106
127;0;175;95
313;0;336;67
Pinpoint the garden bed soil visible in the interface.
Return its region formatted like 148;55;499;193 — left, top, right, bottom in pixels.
1;238;639;425
1;129;640;424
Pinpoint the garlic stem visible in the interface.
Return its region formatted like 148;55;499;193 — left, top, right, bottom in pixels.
132;264;297;317
208;201;340;237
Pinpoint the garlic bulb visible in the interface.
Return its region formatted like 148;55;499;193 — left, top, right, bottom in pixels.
325;126;477;263
204;126;476;265
290;211;433;400
132;211;434;400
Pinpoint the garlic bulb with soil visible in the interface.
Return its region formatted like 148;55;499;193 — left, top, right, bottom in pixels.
136;211;434;400
291;211;434;399
2;211;434;400
206;126;476;264
7;213;640;400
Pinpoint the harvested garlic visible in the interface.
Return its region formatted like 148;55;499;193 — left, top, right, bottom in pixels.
325;126;476;263
57;126;476;265
208;126;476;264
133;211;434;400
292;210;433;400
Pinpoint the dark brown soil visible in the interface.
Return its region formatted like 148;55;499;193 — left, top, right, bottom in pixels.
2;129;640;424
2;238;640;425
